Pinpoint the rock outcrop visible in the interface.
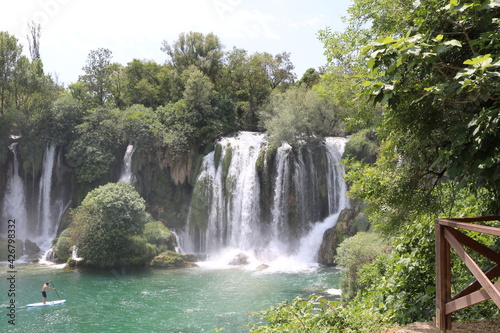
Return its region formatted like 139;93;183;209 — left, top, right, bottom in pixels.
150;251;198;269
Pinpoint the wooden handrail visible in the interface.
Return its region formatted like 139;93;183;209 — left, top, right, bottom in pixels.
435;216;500;332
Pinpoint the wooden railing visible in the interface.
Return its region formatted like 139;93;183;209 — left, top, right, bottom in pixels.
435;216;500;332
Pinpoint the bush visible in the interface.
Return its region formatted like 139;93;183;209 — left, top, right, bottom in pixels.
343;129;378;163
70;182;148;267
54;235;72;262
335;232;387;303
143;221;175;253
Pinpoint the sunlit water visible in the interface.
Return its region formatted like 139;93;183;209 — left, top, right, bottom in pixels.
1;262;340;333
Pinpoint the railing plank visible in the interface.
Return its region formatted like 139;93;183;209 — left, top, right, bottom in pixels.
436;222;452;331
444;228;500;308
435;217;500;331
438;220;500;237
446;227;500;263
446;282;500;313
452;265;500;301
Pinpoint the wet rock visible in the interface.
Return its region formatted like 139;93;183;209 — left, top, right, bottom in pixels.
150;251;198;269
228;253;249;265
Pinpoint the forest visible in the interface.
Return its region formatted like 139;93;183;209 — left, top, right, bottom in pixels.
1;0;500;331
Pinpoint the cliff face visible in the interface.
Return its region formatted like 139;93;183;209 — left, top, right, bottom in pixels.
1;135;357;265
317;203;370;266
133;147;199;229
317;208;356;266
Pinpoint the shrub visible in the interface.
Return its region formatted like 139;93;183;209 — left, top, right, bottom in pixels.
70;182;148;267
335;232;387;303
143;221;175;253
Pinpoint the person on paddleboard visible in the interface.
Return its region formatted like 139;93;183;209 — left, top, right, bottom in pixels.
42;281;56;304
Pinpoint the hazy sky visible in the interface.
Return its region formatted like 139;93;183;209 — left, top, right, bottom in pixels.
1;0;350;85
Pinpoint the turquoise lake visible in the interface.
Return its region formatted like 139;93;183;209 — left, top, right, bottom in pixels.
2;262;340;333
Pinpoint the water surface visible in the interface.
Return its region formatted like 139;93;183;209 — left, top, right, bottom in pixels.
2;263;339;333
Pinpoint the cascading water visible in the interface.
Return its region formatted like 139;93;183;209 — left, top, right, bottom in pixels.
35;144;56;249
1;143;29;241
185;132;265;255
1;142;72;256
119;143;136;183
184;132;348;268
293;137;349;264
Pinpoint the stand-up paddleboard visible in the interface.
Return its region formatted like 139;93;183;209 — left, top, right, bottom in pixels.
27;300;66;307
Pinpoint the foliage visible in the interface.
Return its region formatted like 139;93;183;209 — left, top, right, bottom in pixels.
70;182;148;267
260;85;344;147
50;95;85;145
78;48;115;106
360;0;500;212
53;228;73;262
67;104;164;184
143;221;174;253
296;68;321;88
220;48;296;129
335;232;387;303
248;295;390;333
122;59;173;108
347;184;500;326
0;31;60;162
342;129;378;163
249;296;347;333
162;31;224;83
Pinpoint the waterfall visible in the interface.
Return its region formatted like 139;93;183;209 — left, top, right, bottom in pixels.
187;132;265;254
119;143;136;183
185;132;348;267
293;137;349;264
1;143;72;256
1;143;28;241
35;144;56;249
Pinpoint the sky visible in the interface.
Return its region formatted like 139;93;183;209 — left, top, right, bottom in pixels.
0;0;350;86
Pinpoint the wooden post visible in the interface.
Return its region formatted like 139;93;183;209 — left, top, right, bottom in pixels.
436;220;451;332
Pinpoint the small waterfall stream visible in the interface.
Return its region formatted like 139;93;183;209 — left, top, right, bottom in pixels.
119;143;136;183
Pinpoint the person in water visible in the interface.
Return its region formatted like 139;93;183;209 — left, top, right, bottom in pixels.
42;281;56;304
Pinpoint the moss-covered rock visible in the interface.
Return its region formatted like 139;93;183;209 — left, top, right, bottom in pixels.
150;251;198;269
317;207;356;266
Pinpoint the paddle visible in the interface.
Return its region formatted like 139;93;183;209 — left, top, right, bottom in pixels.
50;281;61;300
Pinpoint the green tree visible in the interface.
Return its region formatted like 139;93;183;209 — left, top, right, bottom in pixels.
296;68;321;88
70;182;149;267
182;65;213;126
335;232;387;303
78;48;114;106
0;31;22;117
67;104;165;186
259;51;296;90
162;31;224;83
67;107;125;185
260;85;343;147
122;59;175;108
356;0;500;225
